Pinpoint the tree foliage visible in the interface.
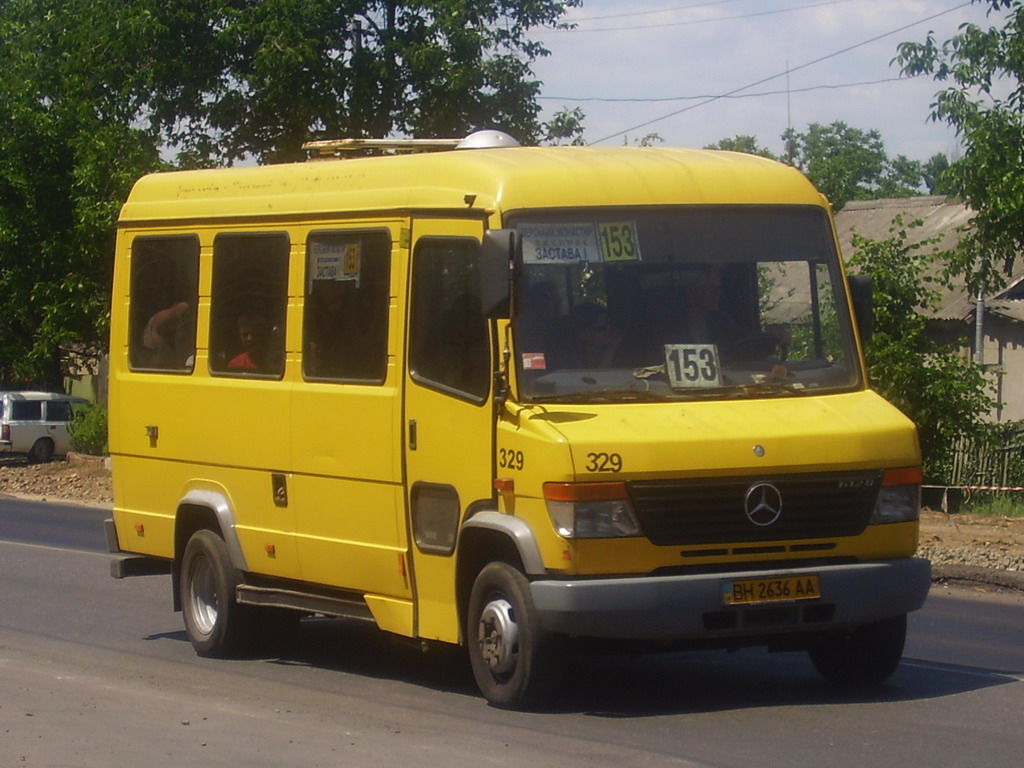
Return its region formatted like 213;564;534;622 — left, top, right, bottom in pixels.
0;0;578;386
543;106;587;145
896;0;1024;291
703;134;778;159
784;121;887;209
0;2;162;387
847;218;996;479
782;121;930;209
709;123;932;208
922;152;955;195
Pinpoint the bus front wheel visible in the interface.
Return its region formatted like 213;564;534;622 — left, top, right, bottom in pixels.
180;528;254;657
809;613;907;687
467;562;563;709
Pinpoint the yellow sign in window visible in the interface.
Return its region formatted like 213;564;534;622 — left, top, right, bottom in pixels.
598;221;641;262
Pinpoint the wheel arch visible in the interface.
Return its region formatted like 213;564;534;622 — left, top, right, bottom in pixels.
171;489;248;611
456;512;545;642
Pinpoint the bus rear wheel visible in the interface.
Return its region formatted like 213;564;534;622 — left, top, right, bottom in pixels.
809;614;907;687
467;562;562;709
180;528;255;656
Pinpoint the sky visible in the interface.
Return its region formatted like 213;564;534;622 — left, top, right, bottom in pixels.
529;0;1007;161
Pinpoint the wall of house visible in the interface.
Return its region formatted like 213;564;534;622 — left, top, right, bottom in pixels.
983;317;1024;423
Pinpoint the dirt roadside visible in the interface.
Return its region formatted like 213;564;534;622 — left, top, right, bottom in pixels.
2;457;1023;591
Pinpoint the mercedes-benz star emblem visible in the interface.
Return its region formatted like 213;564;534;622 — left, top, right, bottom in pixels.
744;482;783;527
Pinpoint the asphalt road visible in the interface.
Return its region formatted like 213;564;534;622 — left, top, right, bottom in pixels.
1;495;1023;767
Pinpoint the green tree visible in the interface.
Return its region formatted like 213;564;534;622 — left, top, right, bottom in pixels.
704;134;778;159
0;2;161;388
876;154;926;199
783;121;889;209
543;106;587;145
709;124;928;207
895;0;1023;291
847;217;996;479
922;152;954;195
0;0;578;386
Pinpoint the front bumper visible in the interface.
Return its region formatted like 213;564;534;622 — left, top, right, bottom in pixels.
530;558;931;640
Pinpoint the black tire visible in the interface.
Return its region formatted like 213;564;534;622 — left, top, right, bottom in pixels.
28;438;54;464
809;614;907;688
179;528;255;657
467;562;563;709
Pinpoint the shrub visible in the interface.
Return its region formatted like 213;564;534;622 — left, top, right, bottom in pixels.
68;403;108;456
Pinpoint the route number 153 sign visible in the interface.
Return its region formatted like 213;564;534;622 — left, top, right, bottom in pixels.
664;344;722;388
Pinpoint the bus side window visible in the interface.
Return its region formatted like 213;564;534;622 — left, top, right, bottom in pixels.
128;235;199;372
209;233;289;378
409;237;490;401
303;231;390;384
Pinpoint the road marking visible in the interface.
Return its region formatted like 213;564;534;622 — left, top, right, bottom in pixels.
903;659;1024;682
0;538;111;558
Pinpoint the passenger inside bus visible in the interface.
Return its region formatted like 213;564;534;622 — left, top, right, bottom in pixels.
675;264;790;362
565;303;622;369
141;301;194;369
228;313;270;371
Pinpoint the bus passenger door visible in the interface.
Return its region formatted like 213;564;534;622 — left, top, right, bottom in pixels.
404;219;495;643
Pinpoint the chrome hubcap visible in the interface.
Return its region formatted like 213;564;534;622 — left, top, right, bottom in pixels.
477;597;519;676
188;556;219;635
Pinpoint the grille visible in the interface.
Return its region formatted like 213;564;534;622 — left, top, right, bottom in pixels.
628;471;881;546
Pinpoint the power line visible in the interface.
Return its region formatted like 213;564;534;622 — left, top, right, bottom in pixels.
550;0;856;33
540;75;919;104
568;0;750;23
591;1;972;144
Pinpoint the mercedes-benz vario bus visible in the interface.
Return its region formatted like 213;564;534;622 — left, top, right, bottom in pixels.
106;131;930;708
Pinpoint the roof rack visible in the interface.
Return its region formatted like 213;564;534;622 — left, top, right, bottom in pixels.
302;130;520;160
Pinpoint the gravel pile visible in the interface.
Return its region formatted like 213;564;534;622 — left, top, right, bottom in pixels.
918;543;1024;572
0;457;112;506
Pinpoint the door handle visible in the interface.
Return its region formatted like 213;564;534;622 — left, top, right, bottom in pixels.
408;419;417;451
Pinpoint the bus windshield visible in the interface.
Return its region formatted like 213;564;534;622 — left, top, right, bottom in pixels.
509;206;861;402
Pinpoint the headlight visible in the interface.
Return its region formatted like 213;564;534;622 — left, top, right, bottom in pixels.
544;482;641;539
870;467;922;524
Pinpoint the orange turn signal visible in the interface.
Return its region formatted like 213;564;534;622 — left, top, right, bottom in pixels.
543;482;628;502
882;467;923;486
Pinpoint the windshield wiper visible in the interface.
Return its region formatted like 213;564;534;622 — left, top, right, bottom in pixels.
673;380;808;399
530;387;669;404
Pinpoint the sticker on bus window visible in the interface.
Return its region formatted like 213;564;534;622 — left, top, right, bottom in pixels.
311;241;361;282
520;223;601;265
665;344;722;388
522;352;547;370
599;221;641;262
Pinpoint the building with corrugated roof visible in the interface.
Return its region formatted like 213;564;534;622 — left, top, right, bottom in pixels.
835;196;1024;423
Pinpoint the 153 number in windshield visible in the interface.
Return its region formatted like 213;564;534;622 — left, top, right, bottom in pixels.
665;344;722;388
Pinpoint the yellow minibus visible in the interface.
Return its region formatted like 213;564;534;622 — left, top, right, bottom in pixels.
106;130;930;708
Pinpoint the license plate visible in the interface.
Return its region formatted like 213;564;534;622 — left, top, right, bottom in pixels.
721;574;821;606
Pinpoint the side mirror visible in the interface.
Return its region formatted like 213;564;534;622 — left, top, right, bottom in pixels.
847;273;873;344
479;229;521;319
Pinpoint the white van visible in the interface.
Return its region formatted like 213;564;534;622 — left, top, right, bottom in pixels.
0;391;88;463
